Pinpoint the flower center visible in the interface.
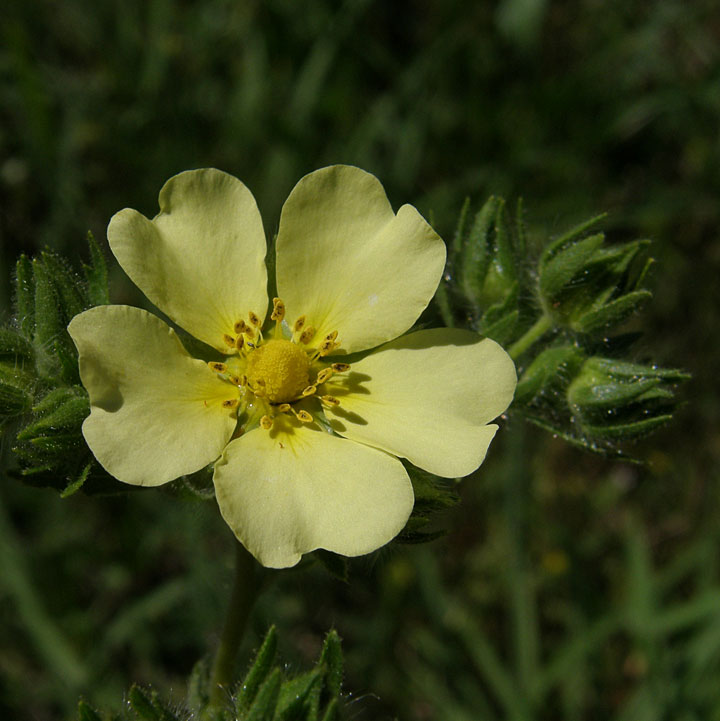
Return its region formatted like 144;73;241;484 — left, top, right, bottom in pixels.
245;339;310;404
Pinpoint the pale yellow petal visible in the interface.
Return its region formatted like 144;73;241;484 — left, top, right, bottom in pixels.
213;422;414;568
108;168;268;352
276;165;445;353
68;305;238;486
325;329;517;478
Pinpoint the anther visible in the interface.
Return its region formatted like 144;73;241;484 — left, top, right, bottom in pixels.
301;385;317;397
239;375;248;387
316;368;333;384
229;375;242;386
222;398;239;409
325;330;338;342
293;316;306;333
271;297;286;322
209;362;227;373
260;415;273;430
319;339;337;356
277;404;291;413
222;334;236;348
235;335;245;351
295;410;313;423
299;327;316;344
321;395;340;407
331;363;351;373
234;320;248;334
249;311;260;327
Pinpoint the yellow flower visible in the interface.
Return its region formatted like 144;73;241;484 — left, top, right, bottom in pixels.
68;166;516;568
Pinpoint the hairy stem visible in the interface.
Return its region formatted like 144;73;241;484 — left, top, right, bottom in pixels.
508;314;553;360
208;541;259;709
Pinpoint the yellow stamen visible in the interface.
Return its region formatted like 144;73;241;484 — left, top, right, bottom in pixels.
331;363;351;373
234;320;248;334
229;375;242;386
277;403;291;413
316;368;333;384
301;385;317;397
222;334;236;348
293;315;306;333
271;297;286;322
209;362;227;373
321;395;340;407
299;327;316;344
294;410;313;423
222;398;239;409
260;415;273;430
249;311;261;327
235;335;245;351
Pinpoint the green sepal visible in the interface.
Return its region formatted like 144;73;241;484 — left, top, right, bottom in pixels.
245;667;282;721
235;626;278;713
127;684;179;721
0;364;34;418
398;464;458;543
187;655;212;714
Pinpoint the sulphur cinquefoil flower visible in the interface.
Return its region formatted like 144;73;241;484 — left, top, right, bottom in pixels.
68;166;516;568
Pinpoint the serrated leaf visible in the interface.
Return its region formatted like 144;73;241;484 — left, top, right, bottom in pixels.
84;231;110;306
236;627;278;712
581;414;674;439
14;255;35;338
245;668;282;721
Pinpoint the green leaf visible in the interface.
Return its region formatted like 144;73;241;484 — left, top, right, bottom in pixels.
40;251;86;321
14;255;35;338
0;327;34;363
77;699;104;721
572;290;652;334
127;685;179;721
459;196;497;302
61;461;93;498
83;231;110;306
319;698;340;721
245;668;282;721
275;670;322;720
236;627;278;713
539;233;605;301
318;630;343;699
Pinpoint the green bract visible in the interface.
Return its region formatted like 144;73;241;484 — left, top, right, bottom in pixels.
68;166;516;568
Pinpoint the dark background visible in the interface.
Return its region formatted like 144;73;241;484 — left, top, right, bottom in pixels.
1;1;719;719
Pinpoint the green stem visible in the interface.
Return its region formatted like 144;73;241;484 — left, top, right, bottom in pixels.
508;314;553;360
208;541;259;709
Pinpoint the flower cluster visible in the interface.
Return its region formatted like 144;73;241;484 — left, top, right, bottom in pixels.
69;166;516;567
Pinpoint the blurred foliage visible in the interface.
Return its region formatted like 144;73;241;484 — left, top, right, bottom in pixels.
1;1;719;721
76;626;345;721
